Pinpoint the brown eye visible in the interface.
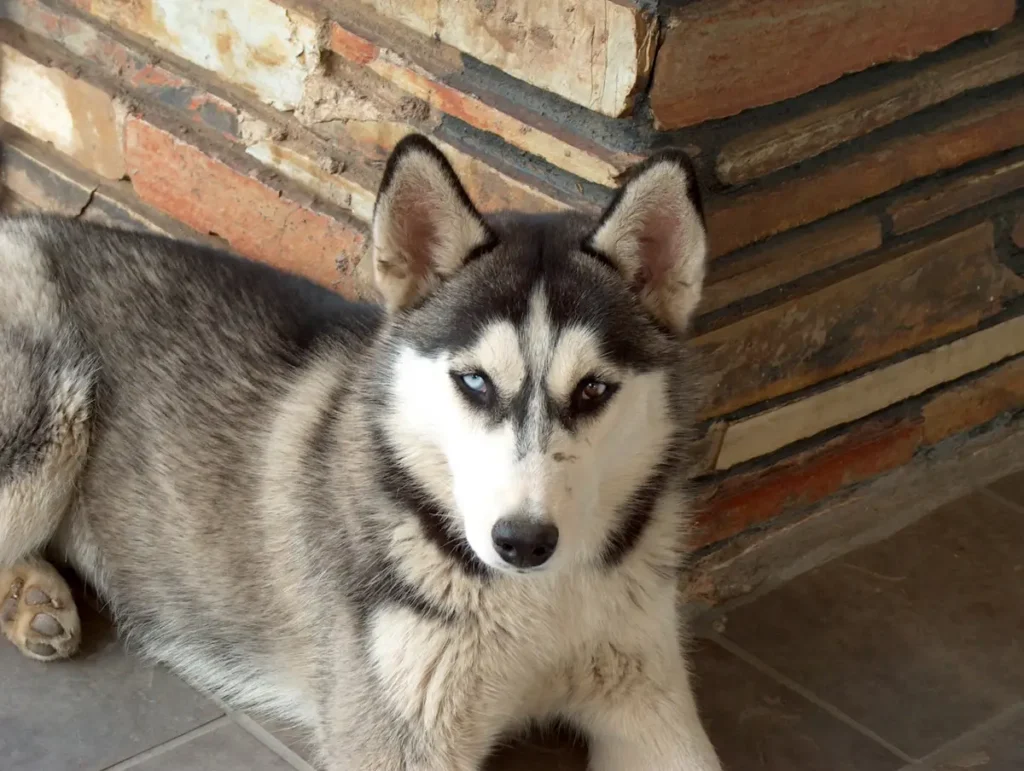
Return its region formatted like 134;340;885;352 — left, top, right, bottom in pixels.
570;377;618;417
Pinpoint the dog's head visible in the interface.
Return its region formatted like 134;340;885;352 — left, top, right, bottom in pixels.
370;135;707;576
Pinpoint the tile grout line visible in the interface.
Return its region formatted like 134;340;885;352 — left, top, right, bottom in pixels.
707;633;916;764
979;485;1024;516
896;701;1024;770
208;693;318;771
230;710;319;771
99;715;232;770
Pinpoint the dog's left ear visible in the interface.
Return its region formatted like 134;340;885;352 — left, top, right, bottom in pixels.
585;150;708;334
371;134;495;311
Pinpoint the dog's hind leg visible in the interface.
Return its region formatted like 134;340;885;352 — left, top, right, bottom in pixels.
0;325;94;661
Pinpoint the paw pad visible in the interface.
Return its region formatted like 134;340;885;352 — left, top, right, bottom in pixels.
0;564;81;662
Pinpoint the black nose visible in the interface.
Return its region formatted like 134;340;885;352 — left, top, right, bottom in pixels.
491;518;559;569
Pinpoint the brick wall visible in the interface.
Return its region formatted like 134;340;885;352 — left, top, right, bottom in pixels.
1;0;1022;597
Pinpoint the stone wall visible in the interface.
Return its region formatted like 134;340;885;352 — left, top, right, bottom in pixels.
1;0;1022;600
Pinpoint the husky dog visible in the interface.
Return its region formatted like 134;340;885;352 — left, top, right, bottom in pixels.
0;134;722;770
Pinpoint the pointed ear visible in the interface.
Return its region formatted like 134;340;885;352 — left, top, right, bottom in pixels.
371;135;496;311
584;150;708;334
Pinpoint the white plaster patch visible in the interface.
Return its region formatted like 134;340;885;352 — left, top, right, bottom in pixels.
92;0;320;111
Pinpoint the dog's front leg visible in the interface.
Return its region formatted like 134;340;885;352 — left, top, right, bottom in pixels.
318;696;496;771
319;610;501;771
572;649;722;771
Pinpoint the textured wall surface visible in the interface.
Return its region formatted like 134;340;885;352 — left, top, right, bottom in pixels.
1;0;1022;597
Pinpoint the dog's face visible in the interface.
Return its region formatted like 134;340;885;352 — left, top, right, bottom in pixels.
371;136;708;575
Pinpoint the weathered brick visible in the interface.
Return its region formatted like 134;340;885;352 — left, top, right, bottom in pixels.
0;127;97;215
700;216;882;316
0;190;36;215
698;224;1022;417
697;354;1024;550
714;314;1024;470
651;0;1015;129
1014;213;1024;249
124;117;367;293
336;119;568;215
706;94;1024;256
1;0;252;142
692;421;729;478
0;43;125;179
888;156;1024;235
81;180;212;242
346;0;657;117
246;138;377;222
326;20;639;187
75;0;320;111
921;356;1024;445
716;26;1024;184
694;419;924;549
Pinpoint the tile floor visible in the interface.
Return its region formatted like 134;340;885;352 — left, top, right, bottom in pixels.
2;470;1022;770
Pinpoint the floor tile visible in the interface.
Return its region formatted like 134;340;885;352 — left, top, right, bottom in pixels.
260;718;319;767
719;491;1024;760
924;707;1024;771
0;596;223;771
131;722;297;770
692;640;902;770
987;469;1024;509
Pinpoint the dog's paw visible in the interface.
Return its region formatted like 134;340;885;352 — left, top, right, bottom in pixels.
0;561;81;662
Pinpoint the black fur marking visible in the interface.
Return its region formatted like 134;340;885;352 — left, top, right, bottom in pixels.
352;548;455;631
601;465;671;568
305;384;451;625
398;215;670;373
369;423;490;579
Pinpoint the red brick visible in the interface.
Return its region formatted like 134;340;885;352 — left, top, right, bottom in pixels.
328;22;379;65
697;224;1023;417
695;353;1024;549
713;315;1024;470
124;117;366;294
651;0;1015;129
887;156;1024;234
706;94;1024;256
716;25;1024;184
693;419;924;550
921;356;1024;445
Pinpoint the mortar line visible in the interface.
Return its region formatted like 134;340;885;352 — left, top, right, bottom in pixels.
100;715;231;770
229;709;318;771
708;633;915;764
896;701;1024;770
979;485;1024;516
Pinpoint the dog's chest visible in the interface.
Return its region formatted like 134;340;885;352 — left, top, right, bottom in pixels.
367;575;665;726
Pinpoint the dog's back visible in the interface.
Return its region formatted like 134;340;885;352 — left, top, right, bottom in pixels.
0;215;382;708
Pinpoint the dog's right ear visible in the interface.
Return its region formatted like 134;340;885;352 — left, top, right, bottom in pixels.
371;135;495;311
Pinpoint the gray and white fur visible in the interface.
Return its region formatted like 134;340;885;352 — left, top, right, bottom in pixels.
0;134;723;771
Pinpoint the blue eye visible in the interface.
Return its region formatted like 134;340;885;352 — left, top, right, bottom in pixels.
451;371;494;406
461;373;488;393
